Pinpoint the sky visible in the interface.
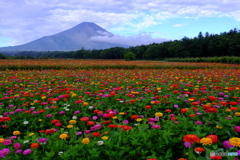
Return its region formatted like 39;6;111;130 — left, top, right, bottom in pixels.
0;0;240;47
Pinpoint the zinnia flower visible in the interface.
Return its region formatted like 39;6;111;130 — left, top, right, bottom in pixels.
23;149;32;155
206;135;218;144
0;148;10;158
14;143;21;150
223;140;234;149
30;143;39;149
59;133;69;140
81;138;90;144
183;134;200;144
234;126;240;132
194;147;205;154
38;138;48;144
184;142;192;148
200;138;212;145
229;137;240;147
210;156;222;160
13;131;20;135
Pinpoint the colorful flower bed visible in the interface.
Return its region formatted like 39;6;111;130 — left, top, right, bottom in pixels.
0;60;240;159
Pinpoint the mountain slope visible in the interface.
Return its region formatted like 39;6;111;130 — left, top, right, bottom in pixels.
0;22;127;51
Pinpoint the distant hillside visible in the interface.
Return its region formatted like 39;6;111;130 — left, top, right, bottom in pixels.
0;22;128;51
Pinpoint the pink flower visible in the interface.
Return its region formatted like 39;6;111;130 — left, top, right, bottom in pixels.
152;125;161;129
234;126;240;132
2;139;12;145
23;149;32;155
14;143;21;150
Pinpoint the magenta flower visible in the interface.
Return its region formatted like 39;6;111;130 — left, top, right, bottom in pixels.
74;110;81;114
195;121;202;125
2;139;12;145
14;143;21;150
58;111;65;115
0;148;10;158
234;126;240;132
152;125;161;129
38;138;48;144
76;132;82;135
223;140;234;149
122;120;129;124
184;142;192;148
15;150;23;153
84;130;91;134
23;149;32;155
46;114;53;118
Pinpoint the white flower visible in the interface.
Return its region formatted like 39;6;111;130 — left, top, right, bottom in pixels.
119;100;124;103
58;151;64;156
72;116;77;120
0;115;3;118
23;121;29;124
97;141;104;145
23;140;29;144
89;106;93;110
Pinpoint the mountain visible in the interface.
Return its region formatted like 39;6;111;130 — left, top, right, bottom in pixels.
0;22;128;52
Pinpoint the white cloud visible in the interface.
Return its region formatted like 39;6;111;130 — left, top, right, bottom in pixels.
90;32;168;46
0;0;240;47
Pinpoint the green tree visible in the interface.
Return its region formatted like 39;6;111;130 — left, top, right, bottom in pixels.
124;52;136;61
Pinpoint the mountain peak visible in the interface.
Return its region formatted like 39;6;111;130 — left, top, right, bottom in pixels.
0;22;127;51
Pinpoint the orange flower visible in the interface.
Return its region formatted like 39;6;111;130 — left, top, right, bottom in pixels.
194;147;205;154
30;143;39;148
180;108;188;113
86;121;95;125
183;134;200;144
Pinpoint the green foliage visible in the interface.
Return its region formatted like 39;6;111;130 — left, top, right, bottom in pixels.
165;56;240;64
0;53;6;59
124;52;136;61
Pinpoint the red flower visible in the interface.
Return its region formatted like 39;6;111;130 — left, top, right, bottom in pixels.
183;134;200;144
208;96;217;101
45;129;54;134
230;107;238;111
86;121;95;125
206;108;218;113
130;115;139;120
0;117;11;122
92;132;101;137
229;101;238;106
206;135;218;144
51;119;60;124
180;108;188;113
54;122;62;127
145;105;152;109
210;156;222;160
121;125;132;131
30;143;39;149
102;120;112;124
107;124;117;128
165;109;172;113
194;147;205;153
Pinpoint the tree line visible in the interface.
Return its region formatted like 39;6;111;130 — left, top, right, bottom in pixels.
1;28;240;59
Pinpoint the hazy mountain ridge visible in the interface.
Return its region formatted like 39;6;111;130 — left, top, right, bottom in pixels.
0;22;128;52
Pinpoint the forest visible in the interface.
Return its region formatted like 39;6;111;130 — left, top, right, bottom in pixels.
1;28;240;60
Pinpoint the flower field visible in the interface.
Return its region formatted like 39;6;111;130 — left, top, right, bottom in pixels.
0;60;240;160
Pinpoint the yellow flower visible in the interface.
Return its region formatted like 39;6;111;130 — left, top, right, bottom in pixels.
225;109;231;112
59;133;69;140
69;120;77;124
150;101;155;104
83;102;89;106
104;131;109;134
0;138;4;143
66;125;73;128
81;138;90;144
188;98;195;101
112;116;118;119
38;119;42;121
41;96;46;99
136;118;142;122
28;133;35;136
71;93;77;97
13;131;21;136
200;138;212;145
235;112;240;116
229;137;240;147
155;112;163;117
102;136;109;140
119;112;125;115
216;125;222;129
